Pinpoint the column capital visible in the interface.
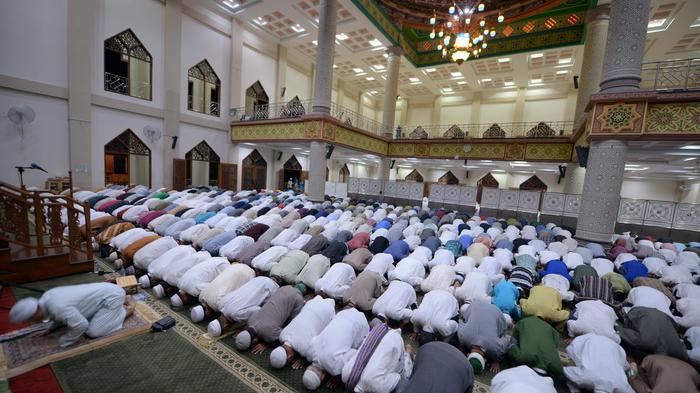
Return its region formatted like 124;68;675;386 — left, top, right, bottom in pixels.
586;4;610;23
385;45;404;57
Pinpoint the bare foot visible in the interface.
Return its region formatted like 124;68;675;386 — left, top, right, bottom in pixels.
325;376;339;389
124;295;136;317
409;332;419;342
251;343;268;355
489;361;501;374
291;358;306;370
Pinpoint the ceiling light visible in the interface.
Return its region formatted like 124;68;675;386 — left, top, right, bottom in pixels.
451;72;462;77
369;38;382;47
625;167;649;171
556;70;568;75
530;53;543;59
481;78;492;82
504;81;515;86
558;58;571;64
383;54;388;58
291;24;305;33
684;157;697;161
442;88;454;93
369;90;378;94
409;77;420;82
513;161;528;164
353;68;364;73
333;64;337;68
647;18;667;29
336;33;349;40
312;40;318;45
530;78;542;84
457;81;467;85
223;1;239;9
481;160;492;163
366;76;375;81
625;164;641;167
493;169;505;172
425;68;436;73
373;64;385;70
498;57;510;63
681;145;700;149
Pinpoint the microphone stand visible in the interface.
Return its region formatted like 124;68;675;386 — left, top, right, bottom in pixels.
14;166;32;190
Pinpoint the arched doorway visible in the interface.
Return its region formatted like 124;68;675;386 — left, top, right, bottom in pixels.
104;129;151;187
519;175;548;191
280;155;302;190
339;164;350;183
242;149;267;190
405;169;424;182
245;81;269;120
476;172;499;203
186;141;220;187
437;171;460;185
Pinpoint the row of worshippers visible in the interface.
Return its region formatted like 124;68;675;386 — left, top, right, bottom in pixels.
77;184;700;392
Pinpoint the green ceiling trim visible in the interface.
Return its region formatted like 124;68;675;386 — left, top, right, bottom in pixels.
351;0;596;68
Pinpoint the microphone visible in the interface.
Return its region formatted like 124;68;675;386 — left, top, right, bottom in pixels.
30;162;48;173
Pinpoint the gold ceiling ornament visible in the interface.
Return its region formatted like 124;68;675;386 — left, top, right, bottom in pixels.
429;2;504;64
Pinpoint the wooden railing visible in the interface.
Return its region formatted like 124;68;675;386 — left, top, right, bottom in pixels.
0;182;92;260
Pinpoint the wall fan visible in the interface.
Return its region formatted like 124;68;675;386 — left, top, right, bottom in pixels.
7;105;36;137
143;125;162;143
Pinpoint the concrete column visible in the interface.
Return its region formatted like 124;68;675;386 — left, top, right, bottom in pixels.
67;0;94;189
398;99;408;129
575;140;627;242
308;64;315;102
163;0;182;188
378;157;391;180
513;88;526;123
336;79;345;108
381;46;403;136
563;165;586;194
311;0;338;115
357;92;364;117
431;96;441;125
573;5;610;128
307;141;327;202
470;92;482;124
276;45;287;103
599;0;651;92
229;18;244;190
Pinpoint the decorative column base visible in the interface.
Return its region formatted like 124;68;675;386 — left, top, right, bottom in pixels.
575;140;627;243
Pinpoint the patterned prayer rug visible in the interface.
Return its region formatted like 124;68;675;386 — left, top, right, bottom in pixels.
0;304;155;378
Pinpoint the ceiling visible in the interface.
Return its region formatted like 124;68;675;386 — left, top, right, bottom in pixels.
195;0;700;99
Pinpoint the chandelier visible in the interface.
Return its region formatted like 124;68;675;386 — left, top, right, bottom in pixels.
429;2;504;64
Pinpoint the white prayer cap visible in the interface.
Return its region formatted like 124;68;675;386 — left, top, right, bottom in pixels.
303;368;322;390
190;305;205;322
208;319;222;337
170;294;183;307
270;346;288;368
10;297;39;324
152;284;165;298
235;330;252;350
113;259;124;269
108;251;118;261
138;275;151;288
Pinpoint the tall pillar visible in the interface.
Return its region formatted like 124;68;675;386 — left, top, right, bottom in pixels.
431;96;442;125
229;18;244;190
513;88;526;123
575;140;627;242
307;141;327;202
163;0;182;188
599;0;651;92
378;157;391;180
67;0;95;189
470;92;482;124
381;46;403;136
311;0;338;115
573;5;610;128
563;166;586;194
276;45;287;102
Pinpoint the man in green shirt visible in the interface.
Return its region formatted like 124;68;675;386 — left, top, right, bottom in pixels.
508;316;564;379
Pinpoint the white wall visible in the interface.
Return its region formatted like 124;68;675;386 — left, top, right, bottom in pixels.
406;105;432;126
241;45;276;105
180;14;230;119
523;98;569;123
93;0;165;108
440;104;471;125
0;89;69;187
620;179;681;202
178;123;229;162
285;65;311;101
91;106;164;188
0;0;68;87
480;102;516;124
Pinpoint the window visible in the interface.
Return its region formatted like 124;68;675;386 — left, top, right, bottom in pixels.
104;129;151;187
185;141;220;187
245;81;269;120
104;29;152;100
188;60;221;116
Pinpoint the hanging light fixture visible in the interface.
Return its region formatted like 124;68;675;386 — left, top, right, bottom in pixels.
427;1;505;64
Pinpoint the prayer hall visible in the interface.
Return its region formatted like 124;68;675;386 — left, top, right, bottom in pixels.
3;0;700;392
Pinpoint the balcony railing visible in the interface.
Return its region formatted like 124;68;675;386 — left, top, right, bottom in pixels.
641;58;700;91
395;121;574;140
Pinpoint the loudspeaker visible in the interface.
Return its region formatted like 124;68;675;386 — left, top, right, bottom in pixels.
326;144;335;159
557;165;566;184
390;160;395;169
466;170;469;179
281;87;286;98
170;136;178;149
575;146;590;168
277;152;283;161
573;76;579;89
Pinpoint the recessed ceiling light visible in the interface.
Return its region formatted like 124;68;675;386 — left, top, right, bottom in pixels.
369;90;378;94
409;77;420;82
558;58;571;64
457;81;467;85
333;64;337;68
684;157;697;161
425;68;436;73
556;70;568;75
223;1;239;9
369;38;382;47
336;33;349;40
493;169;505;172
481;78;492;82
373;64;385;70
383;54;388;58
530;78;542;84
530;53;543;59
625;164;641;167
366;76;375;81
503;81;515;86
410;81;422;85
498;57;510;63
312;40;318;45
451;72;462;77
681;145;700;149
353;68;364;73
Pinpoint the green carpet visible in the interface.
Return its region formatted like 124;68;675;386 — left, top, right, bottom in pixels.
51;331;256;393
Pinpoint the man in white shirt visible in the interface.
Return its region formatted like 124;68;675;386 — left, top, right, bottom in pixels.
314;263;356;299
190;263;255;322
410;289;459;344
563;334;635;393
372;280;417;327
208;276;279;337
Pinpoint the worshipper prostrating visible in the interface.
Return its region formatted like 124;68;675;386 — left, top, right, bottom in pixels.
372;280;417;327
563;334;635;393
234;285;305;353
566;300;620;343
619;307;689;362
343;269;384;311
208;276;279;337
170;257;229;307
490;366;557;393
340;322;413;393
394;341;473;393
519;285;570;324
508;316;564;378
269;295;336;369
10;283;135;348
303;307;369;390
190;263;255;322
410;289;459;344
629;354;700;393
456;300;511;374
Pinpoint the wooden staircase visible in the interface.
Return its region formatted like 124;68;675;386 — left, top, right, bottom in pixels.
0;182;94;283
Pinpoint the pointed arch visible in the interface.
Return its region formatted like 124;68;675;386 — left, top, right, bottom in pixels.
283;155;302;170
187;59;221;116
437;171;460;185
242;149;267;190
281;96;306;118
476;172;499;203
104;129;151;187
519;175;548;191
245;81;269;120
280;154;303;190
339;164;350;183
405;169;424;183
104;29;152;100
186;141;220;187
